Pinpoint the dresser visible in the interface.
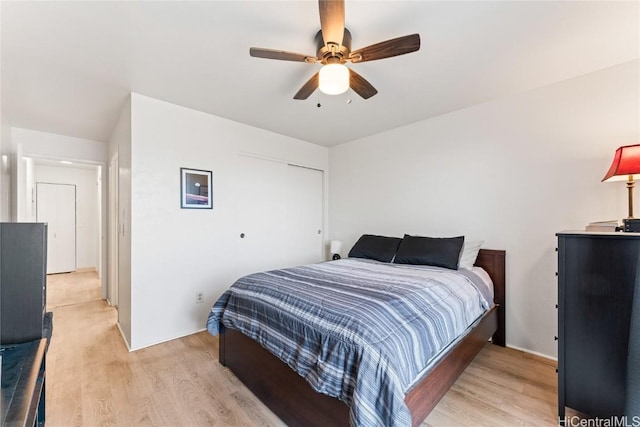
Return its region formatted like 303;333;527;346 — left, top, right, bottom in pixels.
557;232;639;421
0;223;48;344
0;222;51;426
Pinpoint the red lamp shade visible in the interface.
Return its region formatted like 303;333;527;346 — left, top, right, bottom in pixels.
602;144;640;182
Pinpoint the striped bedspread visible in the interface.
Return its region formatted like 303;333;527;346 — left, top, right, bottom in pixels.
206;258;492;427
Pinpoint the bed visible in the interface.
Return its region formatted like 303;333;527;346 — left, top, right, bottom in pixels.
207;245;505;427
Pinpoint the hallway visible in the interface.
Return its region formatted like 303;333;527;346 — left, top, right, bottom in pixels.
44;272;283;426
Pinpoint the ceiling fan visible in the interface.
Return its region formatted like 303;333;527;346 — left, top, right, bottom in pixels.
249;0;420;100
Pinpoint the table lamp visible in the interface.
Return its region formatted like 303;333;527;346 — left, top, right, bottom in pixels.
602;144;640;230
330;240;343;260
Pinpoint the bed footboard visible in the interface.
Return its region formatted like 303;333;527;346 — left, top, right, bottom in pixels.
219;324;350;426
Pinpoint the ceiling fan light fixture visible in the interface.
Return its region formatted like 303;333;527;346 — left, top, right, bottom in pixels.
250;1;421;100
319;63;349;95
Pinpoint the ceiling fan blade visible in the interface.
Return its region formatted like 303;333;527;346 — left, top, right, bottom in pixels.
319;0;345;47
250;47;317;63
294;72;319;100
349;69;377;99
350;33;420;63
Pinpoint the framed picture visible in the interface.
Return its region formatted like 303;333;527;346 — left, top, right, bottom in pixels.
180;167;213;209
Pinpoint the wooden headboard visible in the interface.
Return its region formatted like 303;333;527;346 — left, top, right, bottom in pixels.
474;249;506;347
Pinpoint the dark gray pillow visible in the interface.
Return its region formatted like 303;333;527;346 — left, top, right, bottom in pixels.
348;234;402;263
393;235;465;270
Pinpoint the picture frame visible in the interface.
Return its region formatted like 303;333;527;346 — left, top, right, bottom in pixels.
180;167;213;209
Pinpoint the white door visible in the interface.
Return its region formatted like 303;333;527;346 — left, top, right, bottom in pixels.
285;164;324;266
236;156;289;276
37;182;76;274
236;156;324;278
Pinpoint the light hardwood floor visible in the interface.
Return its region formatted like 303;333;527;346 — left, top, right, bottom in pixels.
46;272;571;426
47;270;102;309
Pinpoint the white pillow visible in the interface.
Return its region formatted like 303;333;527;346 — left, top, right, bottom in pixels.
459;240;484;270
471;266;494;299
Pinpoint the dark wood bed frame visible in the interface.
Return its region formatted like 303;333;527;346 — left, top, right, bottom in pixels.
219;249;506;427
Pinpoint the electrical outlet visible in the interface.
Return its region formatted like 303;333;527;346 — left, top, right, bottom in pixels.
196;291;204;304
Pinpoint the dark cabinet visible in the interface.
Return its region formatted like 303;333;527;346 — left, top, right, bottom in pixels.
1;222;50;426
557;232;639;420
1;222;48;345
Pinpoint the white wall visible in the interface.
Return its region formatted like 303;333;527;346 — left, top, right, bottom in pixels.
13;127;107;164
329;60;639;359
21;157;35;222
35;164;100;270
13;143;23;222
0;113;12;221
126;93;328;350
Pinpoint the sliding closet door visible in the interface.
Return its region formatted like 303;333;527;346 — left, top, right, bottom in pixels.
237;156;289;275
285;164;323;266
236;156;324;278
36;182;76;274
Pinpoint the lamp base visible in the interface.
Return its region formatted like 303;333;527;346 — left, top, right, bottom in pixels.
623;218;640;232
332;254;341;260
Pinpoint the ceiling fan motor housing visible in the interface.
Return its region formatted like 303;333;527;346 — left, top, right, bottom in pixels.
315;28;352;64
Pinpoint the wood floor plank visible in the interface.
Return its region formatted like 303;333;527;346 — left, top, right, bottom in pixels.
46;271;574;427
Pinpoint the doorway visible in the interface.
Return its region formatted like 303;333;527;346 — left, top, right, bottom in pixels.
17;155;106;307
108;153;119;307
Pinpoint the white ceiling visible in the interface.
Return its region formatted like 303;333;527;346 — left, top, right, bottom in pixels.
1;1;638;147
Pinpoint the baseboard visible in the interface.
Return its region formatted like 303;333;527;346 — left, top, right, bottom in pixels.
129;328;207;352
115;321;132;352
507;343;557;363
75;267;97;273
